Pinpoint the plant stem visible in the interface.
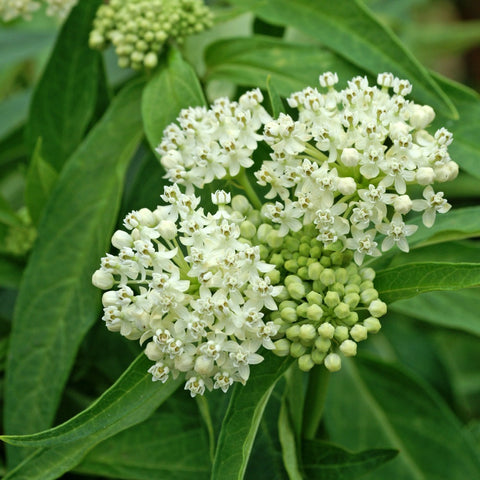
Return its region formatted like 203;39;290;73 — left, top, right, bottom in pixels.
302;365;330;440
236;168;263;210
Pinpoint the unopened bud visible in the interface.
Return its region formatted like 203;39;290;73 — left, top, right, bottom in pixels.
324;291;340;308
298;354;315;372
341;148;360;167
315;336;331;352
317;322;335;339
340;339;357;357
324;353;341;372
368;299;387;317
273;339;291;356
350;324;368;342
334;325;349;342
290;342;307;358
92;270;115;290
306;304;324;322
364;316;382;333
320;268;335;286
334;302;350;319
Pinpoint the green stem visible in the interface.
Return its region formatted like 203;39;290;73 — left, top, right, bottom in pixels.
302;365;330;440
236;168;263;210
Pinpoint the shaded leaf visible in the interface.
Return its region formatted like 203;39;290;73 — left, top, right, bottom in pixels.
325;356;480;479
212;352;293;480
226;0;456;117
142;48;206;152
302;440;397;480
25;139;58;226
25;0;102;171
0;90;31;143
375;262;480;303
4;79;144;468
0;256;24;290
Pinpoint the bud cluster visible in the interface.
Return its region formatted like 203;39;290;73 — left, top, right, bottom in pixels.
237;208;385;372
89;0;213;70
1;0;76;21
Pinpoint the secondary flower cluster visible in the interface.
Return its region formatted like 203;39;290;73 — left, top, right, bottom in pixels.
0;0;76;21
93;72;458;393
93;186;281;396
89;0;212;70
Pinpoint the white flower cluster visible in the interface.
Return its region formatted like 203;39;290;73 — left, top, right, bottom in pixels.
89;0;213;70
158;73;456;265
157;89;271;190
92;186;282;397
0;0;76;21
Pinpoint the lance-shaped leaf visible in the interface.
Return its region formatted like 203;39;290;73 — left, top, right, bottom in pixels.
212;353;293;480
375;262;480;303
25;0;102;171
4;79;144;468
142;48;206;152
1;355;180;447
301;440;397;480
226;0;456;117
2;356;180;480
325;356;480;479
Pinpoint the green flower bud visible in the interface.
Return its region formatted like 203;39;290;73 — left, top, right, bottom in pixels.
306;291;323;305
360;280;374;291
298;354;315;372
339;339;357;357
360;267;376;281
290;341;307;358
287;281;306;300
343;293;360;309
257;223;273;242
297;266;309;280
307;262;323;281
363;316;382;333
297;255;308;267
360;288;379;305
270;253;284;268
350;324;368;342
247;209;261;226
334;325;349;342
285;236;300;253
306;257;316;266
334;302;350;319
311;349;326;364
144;51;158;68
349;274;362;285
240;220;256;239
320;268;335;286
324;353;342;372
324;291;340;308
343;311;359;326
259;245;270;260
335;267;348;284
312;279;326;293
267;230;284;249
286;325;301;341
232;194;251;214
296;302;309;318
320;256;332;267
281;307;298;323
299;324;317;344
273;339;291;357
281;249;293;260
306;304;323;322
314;336;331;352
368;299;387;317
330;251;344;265
266;269;281;285
310;245;322;258
317;322;335;339
299;242;310;256
285;259;299;273
345;284;360;295
285;275;302;286
276;286;289;302
330;282;345;296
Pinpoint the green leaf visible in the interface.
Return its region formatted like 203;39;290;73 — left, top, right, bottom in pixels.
0;90;31;143
0;256;24;290
1;354;181;447
375;262;480;303
25;0;102;171
205;35;358;96
2;357;180;480
391;289;480;337
211;353;293;480
226;0;456;117
433;74;480;180
25;139;58;226
142;48;206;152
278;397;302;480
0;194;21;227
4;79;144;468
409;206;480;249
325;356;480;479
266;75;285;118
302;440;397;480
75;391;210;480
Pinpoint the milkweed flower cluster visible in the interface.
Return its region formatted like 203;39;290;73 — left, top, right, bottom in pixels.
0;0;76;21
93;72;458;393
89;0;213;70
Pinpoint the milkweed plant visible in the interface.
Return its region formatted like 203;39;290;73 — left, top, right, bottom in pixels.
1;1;480;479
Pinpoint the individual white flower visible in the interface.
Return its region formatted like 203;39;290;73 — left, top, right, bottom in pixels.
346;228;381;265
411;186;451;227
377;213;418;252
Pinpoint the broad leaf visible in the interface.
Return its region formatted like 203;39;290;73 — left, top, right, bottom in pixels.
75;392;210;480
325;356;480;479
205;35;358;96
2;357;179;480
226;0;456;117
1;355;180;447
0;256;24;290
211;352;293;480
25;0;101;171
392;289;480;337
0;194;20;227
375;262;480;303
278;396;302;480
4;79;144;468
0;90;31;143
142;48;206;152
302;440;397;480
25;139;58;226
